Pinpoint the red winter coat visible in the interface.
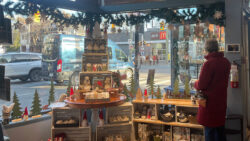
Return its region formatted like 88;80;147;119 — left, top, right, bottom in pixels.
194;52;231;127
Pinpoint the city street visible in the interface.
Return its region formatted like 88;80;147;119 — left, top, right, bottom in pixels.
0;63;171;117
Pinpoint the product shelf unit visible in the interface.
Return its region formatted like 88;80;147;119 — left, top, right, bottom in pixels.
51;107;91;141
132;99;204;141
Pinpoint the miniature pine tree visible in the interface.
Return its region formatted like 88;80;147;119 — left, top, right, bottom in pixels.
123;84;130;102
66;77;72;97
147;78;156;99
11;92;22;119
31;89;42;116
48;78;55;105
184;75;190;98
155;86;162;99
173;78;179;98
129;74;136;98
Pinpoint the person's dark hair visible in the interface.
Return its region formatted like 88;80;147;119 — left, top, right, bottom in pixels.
205;39;219;53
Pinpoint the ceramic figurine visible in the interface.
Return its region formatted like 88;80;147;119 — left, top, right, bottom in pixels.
104;77;111;90
81;111;88;127
86;63;92;72
22;107;29;121
147;107;152;119
97;64;102;71
87;42;93;53
58;93;67;102
94;43;99;53
136;88;143;100
102;64;107;71
93;64;97;72
2;103;15;125
81;76;91;91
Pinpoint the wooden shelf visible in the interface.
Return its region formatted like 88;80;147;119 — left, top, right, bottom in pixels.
133;119;203;129
133;99;199;108
52;126;90;130
83;53;108;56
80;71;112;74
97;122;132;128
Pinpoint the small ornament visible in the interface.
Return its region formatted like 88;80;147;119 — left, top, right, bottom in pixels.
86;63;92;72
22;107;29;121
81;111;88;127
93;64;97;72
87;42;93;53
111;24;116;33
99;109;104;126
213;11;223;20
57;93;67;102
93;43;99;53
147;108;152;119
102;64;107;71
104;77;111;90
144;89;148;100
33;10;41;23
70;87;74;100
136;88;143;100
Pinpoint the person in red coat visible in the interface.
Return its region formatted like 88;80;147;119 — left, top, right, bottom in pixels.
193;39;231;141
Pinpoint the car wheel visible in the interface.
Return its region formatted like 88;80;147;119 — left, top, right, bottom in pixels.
19;76;29;81
71;72;79;86
126;68;133;79
29;69;42;82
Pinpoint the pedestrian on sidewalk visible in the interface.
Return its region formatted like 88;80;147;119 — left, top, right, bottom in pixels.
156;55;159;65
153;55;156;65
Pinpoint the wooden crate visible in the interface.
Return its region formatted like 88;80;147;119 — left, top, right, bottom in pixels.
106;102;132;124
81;54;108;72
96;123;132;141
52;127;91;141
52;107;80;128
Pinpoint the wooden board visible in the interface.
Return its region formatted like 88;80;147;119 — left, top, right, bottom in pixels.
65;94;127;109
133;99;199;108
96;123;132;141
106;102;132;124
133;119;203;129
52;127;91;141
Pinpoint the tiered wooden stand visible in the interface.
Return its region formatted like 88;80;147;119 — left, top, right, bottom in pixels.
132;99;204;141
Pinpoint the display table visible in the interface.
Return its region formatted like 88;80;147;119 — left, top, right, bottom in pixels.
64;94;127;141
64;94;127;109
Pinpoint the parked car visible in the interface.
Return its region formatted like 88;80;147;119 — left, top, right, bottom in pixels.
0;52;42;81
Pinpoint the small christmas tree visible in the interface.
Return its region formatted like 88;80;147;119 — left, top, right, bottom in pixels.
147;78;156;99
129;74;136;98
184;75;190;98
31;89;42;116
48;78;55;105
173;78;179;98
155;86;162;99
123;84;130;102
66;77;72;97
11;92;22;119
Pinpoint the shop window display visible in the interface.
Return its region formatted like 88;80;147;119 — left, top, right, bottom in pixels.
169;23;225;99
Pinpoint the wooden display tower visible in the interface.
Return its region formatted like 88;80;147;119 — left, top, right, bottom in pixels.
79;37;113;93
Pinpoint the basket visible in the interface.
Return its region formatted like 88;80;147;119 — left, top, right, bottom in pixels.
160;113;174;122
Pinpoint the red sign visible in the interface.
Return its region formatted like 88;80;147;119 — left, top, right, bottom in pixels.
160;31;166;40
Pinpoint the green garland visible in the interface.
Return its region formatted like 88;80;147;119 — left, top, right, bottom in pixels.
3;1;225;29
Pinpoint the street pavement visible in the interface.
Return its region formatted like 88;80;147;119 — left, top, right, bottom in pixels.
0;63;171;117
